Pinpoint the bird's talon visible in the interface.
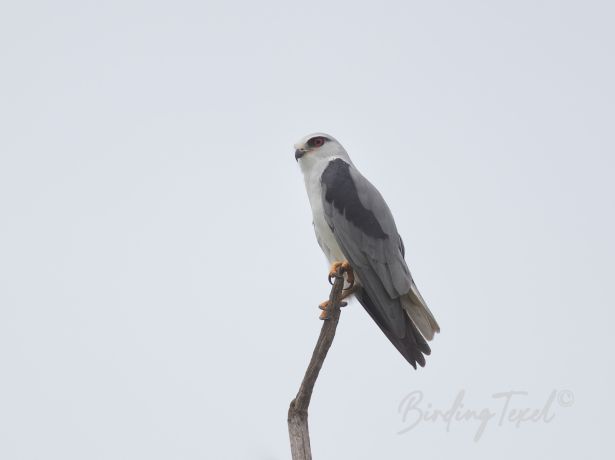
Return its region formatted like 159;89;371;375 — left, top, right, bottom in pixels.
328;260;353;285
318;299;347;318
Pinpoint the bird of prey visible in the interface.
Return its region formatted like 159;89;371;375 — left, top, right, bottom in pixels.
294;133;440;368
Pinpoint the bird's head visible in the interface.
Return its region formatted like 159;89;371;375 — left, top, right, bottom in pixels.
294;133;351;172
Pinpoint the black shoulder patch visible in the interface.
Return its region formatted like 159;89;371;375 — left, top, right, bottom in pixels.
321;159;388;239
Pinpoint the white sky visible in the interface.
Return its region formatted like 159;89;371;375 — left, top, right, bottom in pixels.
1;1;613;459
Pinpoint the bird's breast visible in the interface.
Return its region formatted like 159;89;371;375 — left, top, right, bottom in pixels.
303;165;345;263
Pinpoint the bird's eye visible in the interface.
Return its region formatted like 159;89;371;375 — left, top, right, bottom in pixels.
308;136;326;148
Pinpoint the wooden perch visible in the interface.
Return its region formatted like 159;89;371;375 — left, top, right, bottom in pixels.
287;268;346;460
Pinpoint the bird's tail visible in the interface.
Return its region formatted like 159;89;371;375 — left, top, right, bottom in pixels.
401;283;440;341
355;288;431;369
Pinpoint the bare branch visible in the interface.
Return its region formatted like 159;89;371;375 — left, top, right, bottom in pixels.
287;269;346;460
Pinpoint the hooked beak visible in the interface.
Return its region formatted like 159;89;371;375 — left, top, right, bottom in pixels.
295;149;306;161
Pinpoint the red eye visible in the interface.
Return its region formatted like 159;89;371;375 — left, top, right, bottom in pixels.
308;136;326;148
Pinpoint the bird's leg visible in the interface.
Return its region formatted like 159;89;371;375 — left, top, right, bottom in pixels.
319;286;356;320
341;260;354;289
320;260;356;320
327;260;355;289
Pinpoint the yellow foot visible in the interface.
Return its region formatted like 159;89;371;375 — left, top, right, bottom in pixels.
328;260;355;289
318;299;349;320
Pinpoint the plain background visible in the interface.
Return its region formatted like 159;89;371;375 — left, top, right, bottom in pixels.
1;1;613;459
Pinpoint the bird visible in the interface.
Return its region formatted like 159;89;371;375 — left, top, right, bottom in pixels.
294;133;440;368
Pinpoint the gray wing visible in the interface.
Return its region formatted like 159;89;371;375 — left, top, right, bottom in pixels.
321;159;436;367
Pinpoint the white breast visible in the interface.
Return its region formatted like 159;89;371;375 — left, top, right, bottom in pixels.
303;161;346;264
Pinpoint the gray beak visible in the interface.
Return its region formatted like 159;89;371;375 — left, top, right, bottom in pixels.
295;149;305;161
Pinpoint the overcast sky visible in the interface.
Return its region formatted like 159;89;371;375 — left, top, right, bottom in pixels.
1;1;614;459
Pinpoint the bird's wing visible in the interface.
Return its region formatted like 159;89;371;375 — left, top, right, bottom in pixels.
320;158;438;367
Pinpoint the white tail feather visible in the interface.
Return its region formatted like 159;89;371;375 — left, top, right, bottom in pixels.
401;284;440;341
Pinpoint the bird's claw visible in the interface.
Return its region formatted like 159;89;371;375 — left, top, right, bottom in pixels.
344;274;355;290
318;300;348;320
318;300;348;310
328;260;354;288
328;261;344;285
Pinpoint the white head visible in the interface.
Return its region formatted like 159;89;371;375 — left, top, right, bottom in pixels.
294;133;352;173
